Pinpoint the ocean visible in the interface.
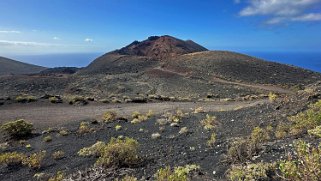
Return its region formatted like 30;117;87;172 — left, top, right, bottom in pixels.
244;52;321;73
9;52;321;73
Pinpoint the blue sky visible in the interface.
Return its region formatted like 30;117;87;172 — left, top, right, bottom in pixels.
0;0;321;56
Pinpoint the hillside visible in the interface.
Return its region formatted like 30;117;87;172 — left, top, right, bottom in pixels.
0;56;46;76
0;35;320;99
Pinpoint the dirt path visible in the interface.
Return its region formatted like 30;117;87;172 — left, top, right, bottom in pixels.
0;100;268;128
154;67;294;94
212;77;294;94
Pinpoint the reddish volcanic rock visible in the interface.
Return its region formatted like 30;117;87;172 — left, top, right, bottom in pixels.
113;35;208;60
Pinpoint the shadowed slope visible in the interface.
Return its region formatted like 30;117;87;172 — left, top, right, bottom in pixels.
0;56;46;75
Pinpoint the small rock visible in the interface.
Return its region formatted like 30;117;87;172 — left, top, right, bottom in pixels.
170;123;179;127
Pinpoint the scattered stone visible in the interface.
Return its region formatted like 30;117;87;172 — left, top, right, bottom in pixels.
151;133;161;139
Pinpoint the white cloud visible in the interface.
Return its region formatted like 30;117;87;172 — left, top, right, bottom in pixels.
0;40;54;46
53;37;60;40
0;30;21;34
292;13;321;21
84;38;93;42
239;0;321;24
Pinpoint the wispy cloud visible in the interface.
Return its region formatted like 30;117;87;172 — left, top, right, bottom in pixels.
234;0;241;4
0;40;55;46
53;37;61;40
239;0;321;24
84;38;93;42
0;30;21;34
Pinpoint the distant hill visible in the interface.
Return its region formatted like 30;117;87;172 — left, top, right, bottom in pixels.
0;56;46;75
1;35;320;98
113;35;208;60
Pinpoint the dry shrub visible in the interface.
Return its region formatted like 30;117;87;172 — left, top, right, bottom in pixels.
78;137;140;168
227;127;270;163
1;119;33;138
102;111;117;122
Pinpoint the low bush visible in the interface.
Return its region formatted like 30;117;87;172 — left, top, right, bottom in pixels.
15;95;37;103
275;123;290;139
278;140;321;180
207;133;216;147
201;114;217;130
227;163;276;181
49;97;62;103
95;137;140;167
155;164;200;181
308;125;321;138
130;111;150;124
102;111;117;122
0;151;46;169
23;151;46;169
52;151;65;160
78;121;91;134
48;171;65;181
58;129;69;136
288;100;321;136
0;152;26;166
78;141;106;157
68;96;88;105
1;119;33;138
268;92;278;102
78;137;140;168
43;135;52;142
227;127;270;163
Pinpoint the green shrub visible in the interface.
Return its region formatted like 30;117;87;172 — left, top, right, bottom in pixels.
23;151;46;169
308;125;321;138
78;137;140;168
207;133;216;147
52;151;65;160
95;137;140;167
288;100;321;136
130;111;149;124
49;97;62;103
58;129;69;136
43;135;52;142
227;163;276;181
48;171;65;181
268;92;278;102
102;111;117;122
0;152;26;166
1;119;33;138
78;141;106;157
155;164;200;181
227;127;270;163
201;114;217;130
0;151;46;169
278;140;321;180
68;96;88;105
78;121;91;134
15;95;37;103
275;123;290;139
